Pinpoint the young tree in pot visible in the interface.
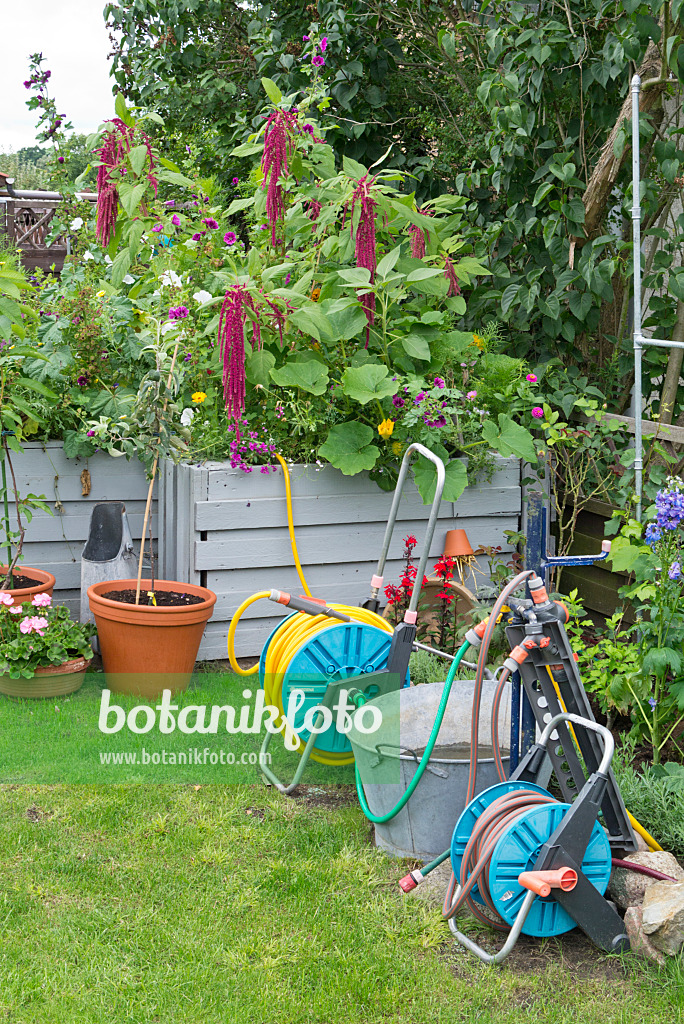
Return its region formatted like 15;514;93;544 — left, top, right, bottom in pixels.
0;258;58;601
85;311;216;695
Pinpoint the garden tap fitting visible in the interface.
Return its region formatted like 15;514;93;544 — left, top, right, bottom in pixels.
268;590;351;621
465;617;489;648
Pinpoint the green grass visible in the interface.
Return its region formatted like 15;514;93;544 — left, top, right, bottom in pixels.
0;781;683;1024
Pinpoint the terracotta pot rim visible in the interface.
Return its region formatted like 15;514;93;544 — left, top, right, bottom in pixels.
32;656;92;676
88;578;216;615
0;565;56;597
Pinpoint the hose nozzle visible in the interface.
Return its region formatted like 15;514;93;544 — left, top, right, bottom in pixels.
399;869;424;893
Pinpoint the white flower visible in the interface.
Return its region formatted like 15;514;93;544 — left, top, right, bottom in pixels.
83;251;94;261
70;217;84;230
193;289;212;304
104;255;112;265
122;274;135;284
160;269;182;288
161;321;177;335
180;408;195;426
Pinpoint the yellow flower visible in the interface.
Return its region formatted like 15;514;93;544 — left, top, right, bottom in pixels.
378;418;394;440
191;392;207;404
96;290;106;298
472;333;485;350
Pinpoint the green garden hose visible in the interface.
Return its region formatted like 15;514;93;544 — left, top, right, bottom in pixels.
354;639;471;824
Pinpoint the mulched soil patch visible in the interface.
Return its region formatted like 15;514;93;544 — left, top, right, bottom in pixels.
0;573;44;591
102;588;204;607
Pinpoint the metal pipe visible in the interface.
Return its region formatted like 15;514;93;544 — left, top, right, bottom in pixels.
639;337;684;350
0;189;97;202
631;73;643;521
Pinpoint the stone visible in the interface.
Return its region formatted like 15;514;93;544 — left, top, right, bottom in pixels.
641;880;684;955
608;851;684;910
623;906;666;965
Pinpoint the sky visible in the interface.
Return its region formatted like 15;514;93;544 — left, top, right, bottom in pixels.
0;0;114;152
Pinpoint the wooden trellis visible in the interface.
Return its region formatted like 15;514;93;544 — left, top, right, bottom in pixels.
0;190;97;274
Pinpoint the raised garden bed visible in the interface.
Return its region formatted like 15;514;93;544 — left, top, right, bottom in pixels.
159;456;523;660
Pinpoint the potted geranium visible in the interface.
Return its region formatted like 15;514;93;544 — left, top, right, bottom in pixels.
0;592;95;697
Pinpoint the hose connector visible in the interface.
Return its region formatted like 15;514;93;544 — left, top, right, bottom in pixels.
268;590;351;621
399;869;424;893
518;868;577;898
465;617;488;648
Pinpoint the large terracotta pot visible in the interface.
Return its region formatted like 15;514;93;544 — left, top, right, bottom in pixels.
87;578;216;697
0;655;90;698
0;566;55;604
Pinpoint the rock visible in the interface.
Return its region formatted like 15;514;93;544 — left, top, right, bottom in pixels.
608;852;684;910
624;906;666;965
642;881;684;955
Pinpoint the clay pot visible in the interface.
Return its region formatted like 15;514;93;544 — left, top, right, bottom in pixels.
0;566;55;604
0;655;90;698
87;578;216;698
443;530;474;559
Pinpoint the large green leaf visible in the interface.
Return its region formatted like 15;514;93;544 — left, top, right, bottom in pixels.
246;349;276;386
320;300;368;342
289;305;333;343
318;422;379;475
401;333;431;361
261;77;282;104
481;415;537;462
270;359;329;395
341;364;397;404
128;144;150;177
413;446;468;503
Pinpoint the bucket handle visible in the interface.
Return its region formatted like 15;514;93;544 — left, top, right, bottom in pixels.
369;742;449;778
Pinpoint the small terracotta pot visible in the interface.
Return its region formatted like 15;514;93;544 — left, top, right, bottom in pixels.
0;655;91;698
443;529;474;559
87;578;216;697
0;566;55;604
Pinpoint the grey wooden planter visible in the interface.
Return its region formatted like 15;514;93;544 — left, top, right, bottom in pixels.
9;442;155;615
159;456;522;661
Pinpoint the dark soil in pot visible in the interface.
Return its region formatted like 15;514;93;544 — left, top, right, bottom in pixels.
0;572;45;590
101;588;205;607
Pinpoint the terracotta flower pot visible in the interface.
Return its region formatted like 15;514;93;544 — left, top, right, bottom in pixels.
87;578;216;698
0;566;55;604
0;655;91;698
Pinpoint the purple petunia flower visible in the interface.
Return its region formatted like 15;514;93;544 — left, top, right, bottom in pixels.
224;231;237;246
392;395;405;409
171;213;181;226
87;430;95;437
312;54;325;67
434;376;445;388
203;218;219;229
303;124;314;135
77;376;88;386
57;156;64;163
259;224;268;231
232;177;239;185
414;391;426;404
303;34;310;41
191;232;202;241
168;306;190;321
320;37;328;51
165;200;175;207
284;273;291;285
152;223;163;233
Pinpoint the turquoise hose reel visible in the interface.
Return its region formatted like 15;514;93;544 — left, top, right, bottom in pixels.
451;781;612;939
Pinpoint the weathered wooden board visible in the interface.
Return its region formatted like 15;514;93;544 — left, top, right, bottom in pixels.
9;443;155;614
162;456;522;660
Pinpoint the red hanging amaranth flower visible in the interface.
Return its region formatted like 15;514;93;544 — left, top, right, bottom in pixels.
95;119;157;247
350;176;378;341
218;286;262;422
261;110;298;245
444;257;461;297
408;208;433;258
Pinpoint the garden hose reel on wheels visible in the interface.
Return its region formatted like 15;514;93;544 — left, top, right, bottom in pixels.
228;443;447;794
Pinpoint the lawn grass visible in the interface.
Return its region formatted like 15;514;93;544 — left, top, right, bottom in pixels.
0;780;682;1024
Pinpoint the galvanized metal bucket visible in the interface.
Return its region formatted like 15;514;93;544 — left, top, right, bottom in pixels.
348;679;510;860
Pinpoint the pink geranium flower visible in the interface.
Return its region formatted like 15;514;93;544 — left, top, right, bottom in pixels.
9;606;23;615
0;593;13;606
31;592;52;607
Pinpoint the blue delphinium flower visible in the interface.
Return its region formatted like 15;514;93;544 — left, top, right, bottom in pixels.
669;561;682;581
645;523;662;547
